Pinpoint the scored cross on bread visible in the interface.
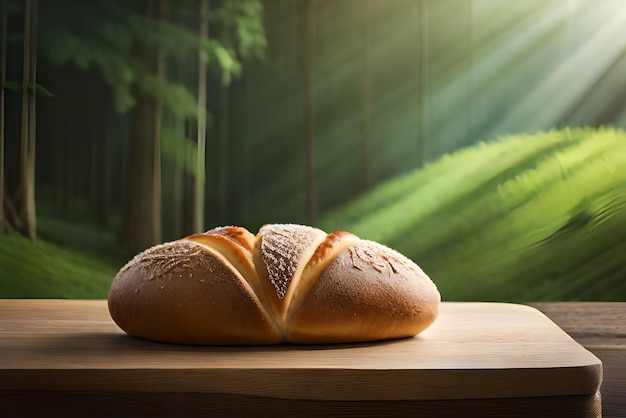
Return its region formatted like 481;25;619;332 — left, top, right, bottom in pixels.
253;224;362;323
108;223;440;345
186;225;363;332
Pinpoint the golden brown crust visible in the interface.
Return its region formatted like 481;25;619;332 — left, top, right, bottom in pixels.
108;225;440;345
286;240;440;344
108;241;283;345
306;230;357;266
200;226;256;252
284;231;362;326
183;229;260;298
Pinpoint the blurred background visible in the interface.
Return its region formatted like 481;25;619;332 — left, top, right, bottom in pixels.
1;0;625;301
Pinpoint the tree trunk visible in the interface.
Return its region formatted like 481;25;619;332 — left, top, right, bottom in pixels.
217;79;229;225
152;0;164;245
92;107;109;228
19;0;37;240
0;0;7;232
183;117;196;235
123;86;154;252
27;0;37;234
417;0;430;166
466;0;474;145
61;94;73;215
302;0;316;226
51;73;66;212
121;0;165;253
19;0;30;235
361;0;372;191
235;72;250;225
168;16;192;239
193;0;209;233
170;116;184;238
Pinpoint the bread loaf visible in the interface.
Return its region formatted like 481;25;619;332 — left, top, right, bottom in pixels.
108;224;440;345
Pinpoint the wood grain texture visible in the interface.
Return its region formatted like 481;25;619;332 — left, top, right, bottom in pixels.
530;302;626;418
0;300;604;417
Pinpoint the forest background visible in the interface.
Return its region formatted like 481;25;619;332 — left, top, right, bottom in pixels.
1;0;626;301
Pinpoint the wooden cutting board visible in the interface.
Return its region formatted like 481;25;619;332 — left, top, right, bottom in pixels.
0;300;602;417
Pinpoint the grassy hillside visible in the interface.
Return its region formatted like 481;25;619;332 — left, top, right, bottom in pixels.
0;232;120;299
320;127;626;302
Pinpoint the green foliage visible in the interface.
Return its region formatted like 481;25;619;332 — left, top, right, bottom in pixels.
213;0;267;61
320;130;578;241
2;81;53;98
204;0;266;85
320;128;626;302
204;38;242;85
40;1;139;111
160;126;199;175
33;82;53;98
139;74;198;119
0;232;119;298
39;0;266;113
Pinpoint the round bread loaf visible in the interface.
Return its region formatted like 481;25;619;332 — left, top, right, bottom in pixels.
108;224;440;345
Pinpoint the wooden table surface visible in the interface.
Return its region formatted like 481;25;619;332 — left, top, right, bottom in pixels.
0;300;623;417
529;302;626;418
